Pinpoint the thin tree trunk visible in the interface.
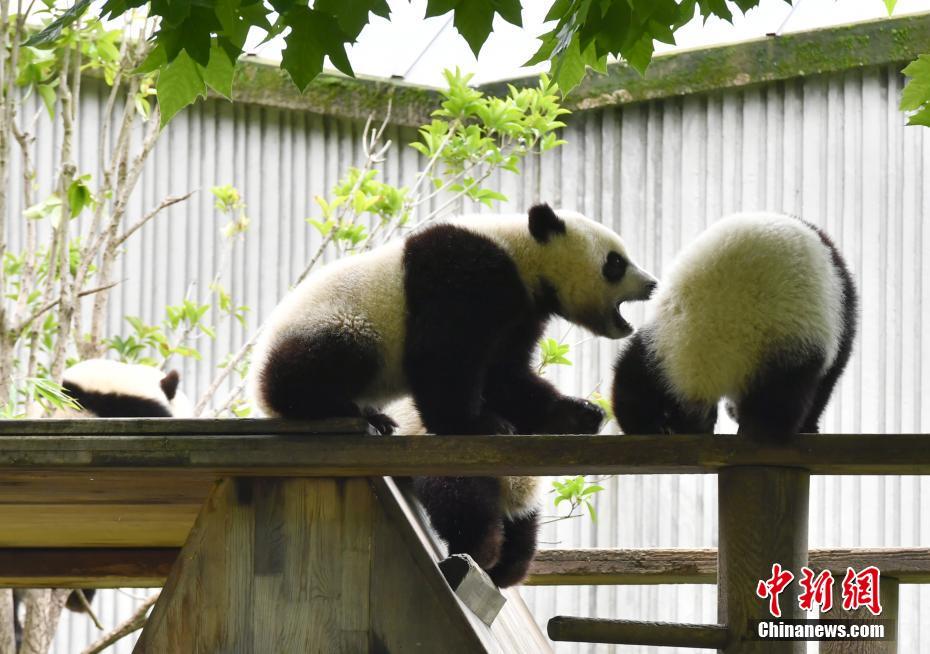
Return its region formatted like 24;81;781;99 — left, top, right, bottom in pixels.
0;589;14;654
19;589;69;654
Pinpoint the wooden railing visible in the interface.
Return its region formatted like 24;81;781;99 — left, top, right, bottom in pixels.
0;419;926;653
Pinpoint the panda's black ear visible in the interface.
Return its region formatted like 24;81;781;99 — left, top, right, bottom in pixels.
528;204;566;243
161;370;180;401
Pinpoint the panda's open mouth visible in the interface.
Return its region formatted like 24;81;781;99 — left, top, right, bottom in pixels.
613;302;634;335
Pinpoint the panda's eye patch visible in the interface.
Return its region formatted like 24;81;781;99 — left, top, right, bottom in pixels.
603;251;628;282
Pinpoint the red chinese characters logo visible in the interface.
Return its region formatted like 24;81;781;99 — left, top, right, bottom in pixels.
841;566;882;616
797;567;834;612
756;563;795;618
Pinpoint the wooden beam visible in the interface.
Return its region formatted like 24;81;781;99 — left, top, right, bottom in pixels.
0;549;177;587
1;546;925;590
526;548;930;585
718;466;809;654
0;426;927;476
547;617;729;649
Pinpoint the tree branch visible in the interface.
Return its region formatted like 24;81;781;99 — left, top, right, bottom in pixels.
79;592;158;654
15;281;121;336
115;190;195;247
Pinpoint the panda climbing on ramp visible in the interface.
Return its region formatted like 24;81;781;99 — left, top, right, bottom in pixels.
250;204;657;436
612;212;858;439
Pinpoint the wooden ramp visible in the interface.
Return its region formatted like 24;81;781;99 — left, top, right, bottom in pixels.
0;419;550;653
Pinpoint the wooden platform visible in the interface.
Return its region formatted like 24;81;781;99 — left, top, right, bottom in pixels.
0;420;926;554
0;420;926;652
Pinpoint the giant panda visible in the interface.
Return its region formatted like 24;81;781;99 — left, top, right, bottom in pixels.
13;359;192;646
58;358;193;418
250;204;657;436
387;398;544;588
612;212;857;439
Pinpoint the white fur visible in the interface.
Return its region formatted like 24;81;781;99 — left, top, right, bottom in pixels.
62;359;192;417
251;209;656;417
650;212;846;404
386;397;542;519
249;241;407;416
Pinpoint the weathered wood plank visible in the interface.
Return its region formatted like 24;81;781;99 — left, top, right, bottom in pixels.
0;548;176;587
0;430;926;476
821;577;898;654
2;545;923;589
0;504;201;547
718;466;809;654
0;470;213;504
547;617;729;649
526;548;930;585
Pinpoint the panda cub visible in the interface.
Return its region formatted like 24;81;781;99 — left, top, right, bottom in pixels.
250;204;657;436
388;398;543;588
14;359;192;646
612;212;857;438
60;359;193;418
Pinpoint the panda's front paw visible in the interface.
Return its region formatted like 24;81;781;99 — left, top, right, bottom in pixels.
545;397;605;434
474;412;515;435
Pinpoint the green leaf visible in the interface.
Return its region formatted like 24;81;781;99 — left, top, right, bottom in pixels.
550;34;588;94
134;42;167;75
585;500;597;522
67;176;93;217
37;83;56;118
884;0;897;14
202;38;236;99
25;0;93;47
901;55;930;111
281;7;354;91
156;50;207;127
316;0;390;39
451;0;496;57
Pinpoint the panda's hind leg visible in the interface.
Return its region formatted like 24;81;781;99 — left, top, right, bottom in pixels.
256;325;386;430
414;476;505;570
487;510;540;588
736;353;825;440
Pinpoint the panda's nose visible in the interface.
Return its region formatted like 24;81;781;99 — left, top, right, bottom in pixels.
642;279;658;299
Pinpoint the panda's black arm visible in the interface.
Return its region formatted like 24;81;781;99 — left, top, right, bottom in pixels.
483;318;604;435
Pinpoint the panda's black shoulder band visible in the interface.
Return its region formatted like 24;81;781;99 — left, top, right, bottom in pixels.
528;203;566;243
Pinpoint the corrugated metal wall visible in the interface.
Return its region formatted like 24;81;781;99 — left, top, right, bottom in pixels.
8;62;924;652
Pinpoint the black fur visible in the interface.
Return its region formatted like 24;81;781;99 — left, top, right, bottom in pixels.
612;330;717;435
255;326;388;431
62;382;171;417
612;218;857;439
798;221;858;433
413;476;540;588
487;510;540;588
403;222;602;586
403;222;602;435
160;369;180;400
415;477;505;570
527;203;566;243
602;251;628;283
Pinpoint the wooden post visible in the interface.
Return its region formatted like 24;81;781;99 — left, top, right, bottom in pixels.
821;577;898;654
718;466;810;654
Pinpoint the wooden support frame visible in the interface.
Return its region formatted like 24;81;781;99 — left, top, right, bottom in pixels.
132;476;550;654
548;617;730;649
718;466;810;653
